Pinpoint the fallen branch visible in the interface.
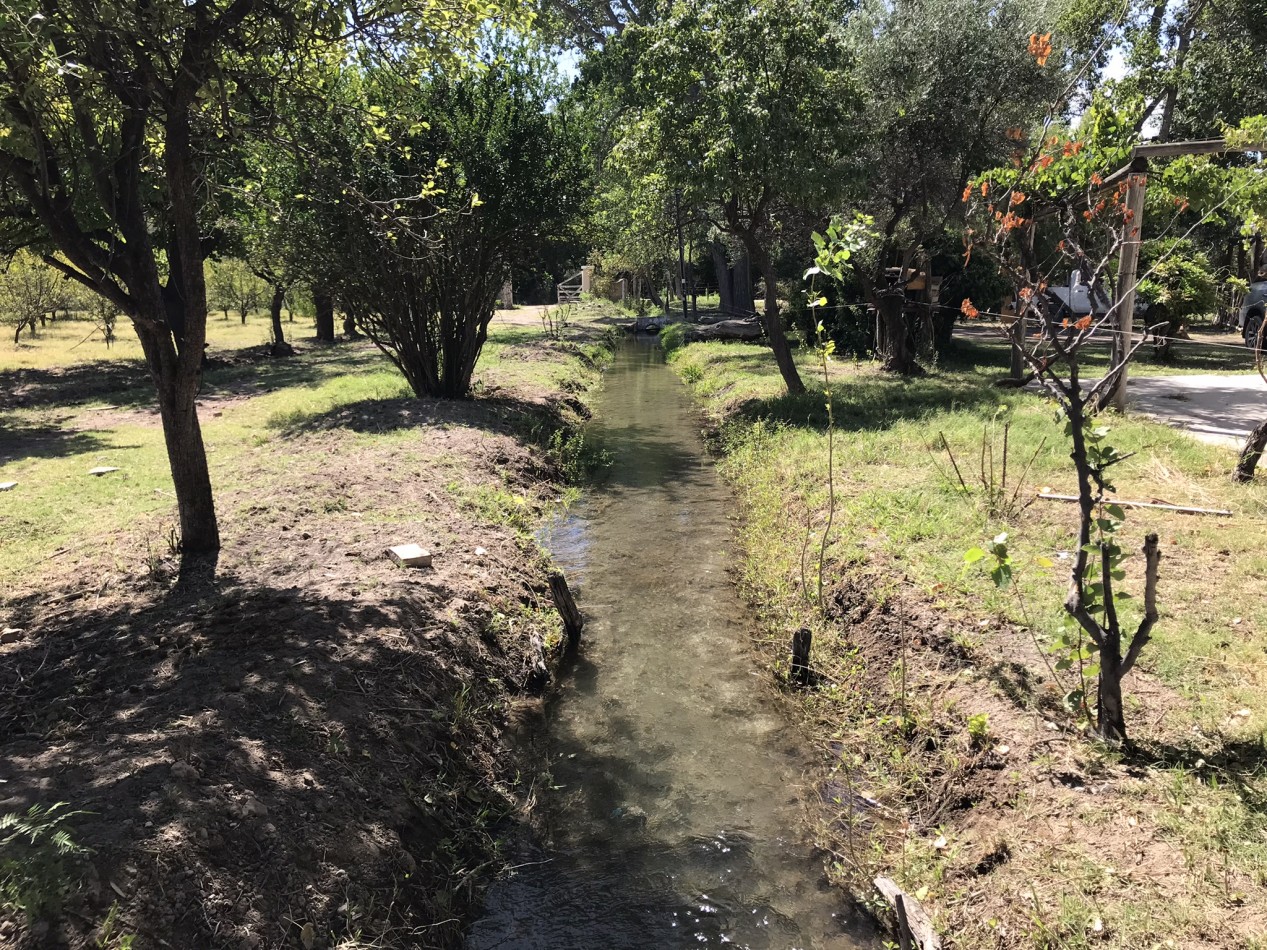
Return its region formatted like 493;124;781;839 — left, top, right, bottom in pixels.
1035;492;1231;517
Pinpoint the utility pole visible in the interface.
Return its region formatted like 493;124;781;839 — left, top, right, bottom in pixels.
674;189;688;323
1108;166;1148;412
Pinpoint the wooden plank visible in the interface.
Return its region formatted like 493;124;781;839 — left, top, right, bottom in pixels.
1035;492;1231;516
874;877;941;950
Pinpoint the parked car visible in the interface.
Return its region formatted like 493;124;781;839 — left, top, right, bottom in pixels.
1239;279;1267;347
1016;274;1149;323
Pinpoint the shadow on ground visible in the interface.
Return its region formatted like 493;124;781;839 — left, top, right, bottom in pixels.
0;569;541;949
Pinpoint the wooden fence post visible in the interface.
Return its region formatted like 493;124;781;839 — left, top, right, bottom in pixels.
549;571;584;651
791;627;813;687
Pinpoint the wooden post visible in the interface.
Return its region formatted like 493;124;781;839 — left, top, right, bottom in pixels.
1108;169;1148;412
894;895;915;950
790;627;812;687
1235;419;1267;483
549;571;584;651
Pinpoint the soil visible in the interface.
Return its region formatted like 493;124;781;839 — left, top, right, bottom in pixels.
808;573;1267;949
0;338;607;949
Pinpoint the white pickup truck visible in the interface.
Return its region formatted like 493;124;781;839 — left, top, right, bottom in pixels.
1045;274;1109;319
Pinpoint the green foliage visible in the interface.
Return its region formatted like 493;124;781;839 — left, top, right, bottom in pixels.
547;427;612;481
312;56;588;397
0;802;90;918
658;321;687;354
967;712;990;745
1137;239;1218;321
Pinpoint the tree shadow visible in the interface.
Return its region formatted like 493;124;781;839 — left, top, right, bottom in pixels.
0;569;539;948
0;360;154;412
1128;733;1267;816
270;390;578;449
728;362;1015;434
0;418;131;466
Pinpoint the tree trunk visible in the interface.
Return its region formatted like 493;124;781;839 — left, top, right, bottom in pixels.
1097;654;1128;744
734;250;755;316
753;250;805;395
269;285;294;356
136;320;219;555
646;278;664;310
879;290;920;375
1235;418;1267;482
314;289;336;342
343;313;361;339
711;240;734;316
240;308;247;325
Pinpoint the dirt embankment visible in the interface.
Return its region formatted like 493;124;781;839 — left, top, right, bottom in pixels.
0;334;615;949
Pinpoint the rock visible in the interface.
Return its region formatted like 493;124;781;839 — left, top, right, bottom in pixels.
611;804;647;828
171;761;200;783
241;797;268;818
0;628;23;644
88;466;120;476
0;481;16;491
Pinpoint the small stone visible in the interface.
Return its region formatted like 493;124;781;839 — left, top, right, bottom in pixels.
0;628;23;644
88;466;120;476
0;482;16;491
1235;708;1252;718
171;761;200;783
996;744;1010;755
241;797;268;818
475;546;488;557
933;835;948;850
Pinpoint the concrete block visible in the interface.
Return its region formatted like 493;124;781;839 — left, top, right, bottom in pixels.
388;544;432;568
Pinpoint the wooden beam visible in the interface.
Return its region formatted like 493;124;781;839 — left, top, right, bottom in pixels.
1035;492;1232;516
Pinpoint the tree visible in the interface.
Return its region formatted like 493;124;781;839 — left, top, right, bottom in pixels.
0;251;60;344
842;0;1062;374
0;1;507;557
317;60;586;398
626;0;859;394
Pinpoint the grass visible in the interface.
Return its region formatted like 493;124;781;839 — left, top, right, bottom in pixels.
670;335;1267;948
0;305;615;592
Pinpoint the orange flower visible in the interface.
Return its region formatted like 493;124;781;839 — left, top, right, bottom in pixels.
1028;32;1053;67
962;185;973;203
1010;191;1026;206
1090;172;1103;187
980;181;989;197
1033;154;1055;171
1063;140;1084;156
1018;287;1034;300
961;299;980;319
1075;316;1092;330
1005;127;1026;141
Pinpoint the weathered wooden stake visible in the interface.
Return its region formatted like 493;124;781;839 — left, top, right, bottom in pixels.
895;895;915;950
1235;418;1267;483
549;571;584;651
790;627;813;687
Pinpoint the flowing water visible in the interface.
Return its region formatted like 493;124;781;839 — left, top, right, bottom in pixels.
467;340;876;950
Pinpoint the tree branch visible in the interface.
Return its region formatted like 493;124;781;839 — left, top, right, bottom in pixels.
1120;533;1161;676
